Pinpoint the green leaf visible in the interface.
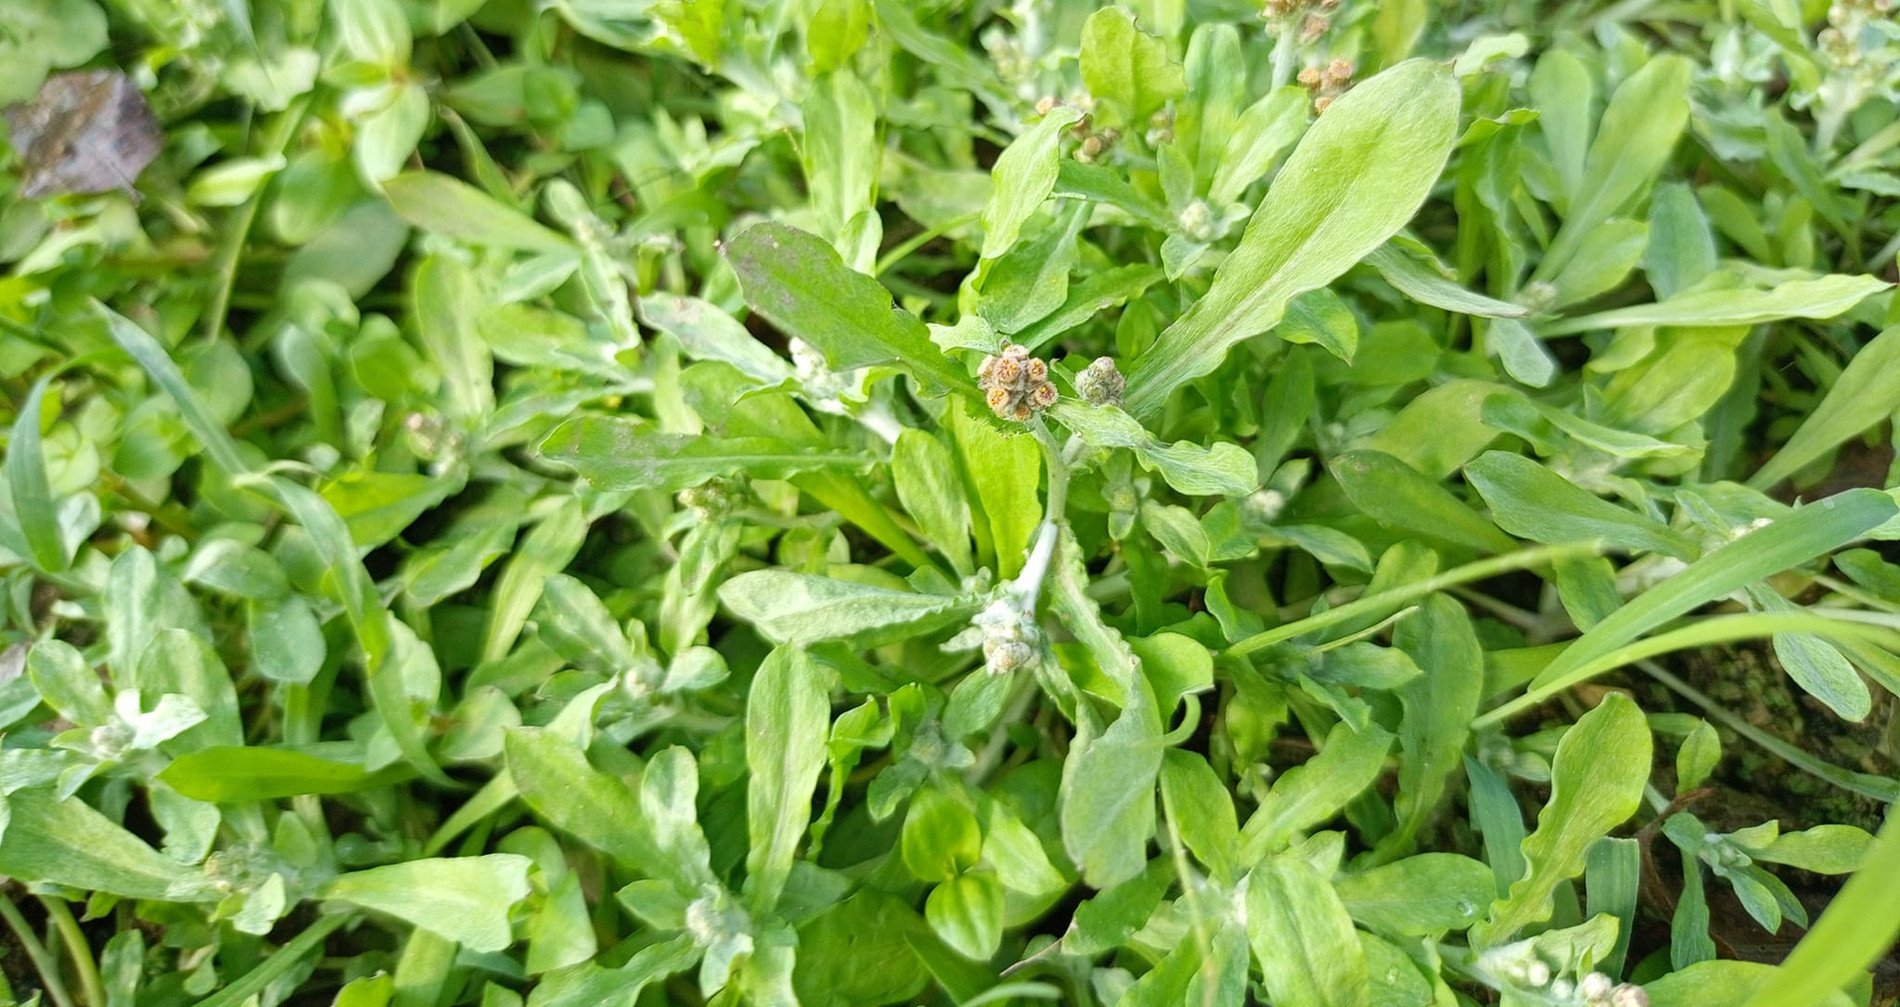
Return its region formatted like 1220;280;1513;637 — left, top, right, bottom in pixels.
1050;400;1255;497
1384;595;1484;857
1365;242;1528;318
1676;720;1721;791
1246;851;1370;1007
1335;853;1492;936
893;430;973;573
412;254;496;425
1659;961;1853;1007
979;107;1083;260
97;302;250;475
0;788;211;902
1536;55;1691;282
541;416;865;491
901;788;982;883
1465;451;1698;558
504;726;666;875
1543;273;1891;335
382;171;574;252
727;222;973;398
1240;721;1393;862
1333;450;1518;555
1159;749;1239;881
1078;7;1185;126
745;647;831;914
925;871;1005;960
718;571;976;648
1059;693;1163;889
1750;325;1900;488
321;471;447;548
159;747;378;801
949;396;1042;578
323;855;531;952
6;378;66;572
1748;824;1872;875
1497;488;1899;719
1473;693;1651;946
1124;59;1461;416
639;294;793;385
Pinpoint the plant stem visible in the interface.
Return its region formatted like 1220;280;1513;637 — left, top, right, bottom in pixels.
38;899;104;1007
194;912;352;1007
201;95;311;342
1225;542;1603;659
0;892;75;1007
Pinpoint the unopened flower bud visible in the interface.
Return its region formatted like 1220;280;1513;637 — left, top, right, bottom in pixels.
1611;984;1649;1007
1076;357;1126;406
1579;972;1615;1002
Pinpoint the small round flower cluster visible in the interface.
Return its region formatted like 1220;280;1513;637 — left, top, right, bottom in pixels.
1075;356;1126;406
1575;972;1648;1007
1032;96;1121;162
1505;963;1647;1007
972;596;1042;675
979;344;1059;421
1298;58;1356;113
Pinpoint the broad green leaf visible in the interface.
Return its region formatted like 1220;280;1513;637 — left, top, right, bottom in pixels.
1750;325;1900;488
1078;7;1185;126
1246;851;1370;1007
0;788;211;902
541;416;864;491
1124;60;1461;417
1365;242;1527;318
1501;488;1899;718
979;106;1083;259
718;571;976;648
1536;55;1691;281
383;171;574;252
1051;400;1254;497
949;395;1042;578
727;222;973;397
1333;450;1518;555
1748;824;1872;874
1660;961;1852;1007
1749;586;1870;720
1335;853;1492;936
893;430;973;574
1465;451;1698;558
1159;749;1239;881
1383;595;1484;857
6;378;66;571
504;726;666;875
412;254;495;425
745;647;830;914
1059;693;1163;889
901;788;982;883
1240;721;1393;861
270;479;448;785
802;71;879;247
1473;693;1651;946
324;855;531;952
321;471;447;548
1543;273;1890;335
481;496;587;662
925;871;1005;961
639;293;793;384
160;747;378;801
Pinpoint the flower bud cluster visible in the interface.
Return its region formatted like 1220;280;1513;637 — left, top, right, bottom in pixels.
1298;58;1355;113
979;344;1059;421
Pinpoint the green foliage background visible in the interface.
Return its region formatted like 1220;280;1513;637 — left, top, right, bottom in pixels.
2;0;1900;1005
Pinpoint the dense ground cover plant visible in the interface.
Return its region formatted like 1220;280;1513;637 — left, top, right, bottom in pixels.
3;0;1900;1004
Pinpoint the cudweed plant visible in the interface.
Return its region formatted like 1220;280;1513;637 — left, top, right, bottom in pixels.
6;0;1900;1006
